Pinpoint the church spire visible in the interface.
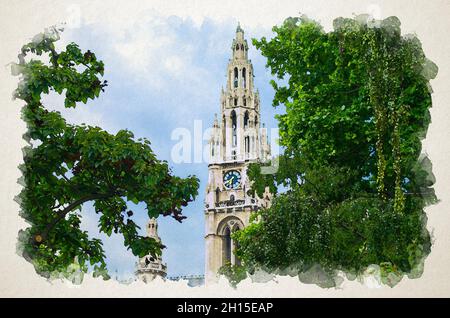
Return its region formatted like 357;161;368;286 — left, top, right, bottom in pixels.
135;217;167;282
204;26;272;284
146;217;161;242
213;113;219;128
236;22;244;34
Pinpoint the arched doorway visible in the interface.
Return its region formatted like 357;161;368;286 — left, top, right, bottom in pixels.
217;217;244;266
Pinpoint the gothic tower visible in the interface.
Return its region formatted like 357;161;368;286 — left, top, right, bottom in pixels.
136;218;167;282
204;24;272;284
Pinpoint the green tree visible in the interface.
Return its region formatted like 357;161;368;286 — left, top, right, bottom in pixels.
12;27;199;280
232;15;437;286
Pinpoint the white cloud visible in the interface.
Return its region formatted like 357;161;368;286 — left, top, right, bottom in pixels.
41;91;120;133
111;15;179;89
52;5;279;129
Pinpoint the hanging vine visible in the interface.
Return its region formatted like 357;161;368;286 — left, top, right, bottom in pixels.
367;28;388;201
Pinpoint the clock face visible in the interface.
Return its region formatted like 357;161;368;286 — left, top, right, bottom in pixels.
223;170;241;190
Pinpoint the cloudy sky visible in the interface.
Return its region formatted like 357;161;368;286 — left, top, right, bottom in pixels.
34;0;400;282
41;7;285;280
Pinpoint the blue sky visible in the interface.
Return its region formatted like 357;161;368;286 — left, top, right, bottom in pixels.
43;12;283;280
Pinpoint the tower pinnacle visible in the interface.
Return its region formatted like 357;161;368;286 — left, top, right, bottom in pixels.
135;218;167;282
236;22;244;34
146;217;160;241
231;22;248;60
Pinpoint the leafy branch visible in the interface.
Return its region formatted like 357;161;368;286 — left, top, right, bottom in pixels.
13;26;199;280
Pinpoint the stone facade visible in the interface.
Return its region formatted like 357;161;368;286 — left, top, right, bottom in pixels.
204;24;272;284
135;218;167;282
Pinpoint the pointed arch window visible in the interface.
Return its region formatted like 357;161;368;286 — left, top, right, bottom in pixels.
245;136;250;156
251;136;255;154
219;218;244;266
222;115;226;147
244;111;249;129
234;231;241;266
224;227;232;264
233;67;238;88
242;67;246;88
243;96;246;106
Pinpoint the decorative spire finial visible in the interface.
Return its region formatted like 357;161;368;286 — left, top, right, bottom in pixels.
146;217;160;241
213;113;219;128
236;22;244;34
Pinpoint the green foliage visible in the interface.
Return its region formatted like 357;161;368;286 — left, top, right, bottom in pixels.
12;27;199;280
234;15;437;287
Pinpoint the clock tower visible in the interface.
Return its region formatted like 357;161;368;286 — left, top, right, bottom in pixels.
204;24;272;284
